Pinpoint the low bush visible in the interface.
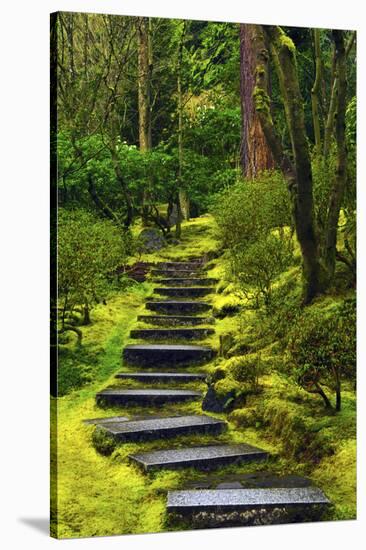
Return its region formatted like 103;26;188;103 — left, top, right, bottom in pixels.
287;297;356;411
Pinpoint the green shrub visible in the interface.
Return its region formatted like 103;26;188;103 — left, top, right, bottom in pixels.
229;234;294;307
212;172;294;308
212;171;292;249
58;208;130;330
226;354;267;391
287;298;356;411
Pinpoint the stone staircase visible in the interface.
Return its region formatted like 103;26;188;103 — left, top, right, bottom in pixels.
87;257;329;529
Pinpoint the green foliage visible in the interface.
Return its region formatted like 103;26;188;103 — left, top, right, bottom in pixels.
92;427;116;456
230;234;294;307
227;354;267;390
287;298;356;409
58;208;130;324
212;172;294;307
213;171;292;248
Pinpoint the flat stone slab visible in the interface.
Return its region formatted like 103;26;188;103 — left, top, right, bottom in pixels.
157;278;218;287
167;487;330;514
155;287;213;298
157;262;204;270
123;344;215;367
129;443;269;471
183;473;314;491
115;372;207;383
83;415;129;425
146;301;211;315
151;269;203;278
96;388;201;406
97;414;227;442
137;315;214;326
130;328;215;341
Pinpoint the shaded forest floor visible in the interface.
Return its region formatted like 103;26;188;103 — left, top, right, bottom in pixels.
53;215;356;538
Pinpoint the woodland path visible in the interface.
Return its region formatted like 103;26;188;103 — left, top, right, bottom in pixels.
88;257;329;528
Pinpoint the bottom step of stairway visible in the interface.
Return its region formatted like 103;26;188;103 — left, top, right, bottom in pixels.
167;486;330;514
129;443;269;471
95;414;227;442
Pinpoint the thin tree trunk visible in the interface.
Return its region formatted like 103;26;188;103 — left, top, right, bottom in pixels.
110;150;134;228
137;17;152;226
254;26;324;303
87;175;120;224
177;22;190;222
324;30;347;280
239;24;274;178
324;31;356;158
83;302;91;325
137;17;151;151
311;29;322;156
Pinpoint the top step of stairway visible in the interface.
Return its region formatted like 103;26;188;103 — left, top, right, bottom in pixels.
155;278;218;287
156;261;204;270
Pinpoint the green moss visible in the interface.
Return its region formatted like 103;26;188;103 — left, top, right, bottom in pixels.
278;32;296;55
214;376;242;399
54;210;356;537
229;407;258;428
253;85;271;115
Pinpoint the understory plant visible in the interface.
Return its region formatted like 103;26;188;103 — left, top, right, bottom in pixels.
287;298;356;411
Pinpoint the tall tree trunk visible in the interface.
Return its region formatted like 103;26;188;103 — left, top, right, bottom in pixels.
311;29;322;156
253;26;324;303
324;30;347;279
177;23;190;223
239;24;274;178
324;31;355;159
110;149;134;228
137;17;151;151
137;17;152;226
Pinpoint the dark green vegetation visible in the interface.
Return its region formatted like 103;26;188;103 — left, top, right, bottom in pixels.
51;13;356;539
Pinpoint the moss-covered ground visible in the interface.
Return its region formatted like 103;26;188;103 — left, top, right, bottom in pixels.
53;214;356;538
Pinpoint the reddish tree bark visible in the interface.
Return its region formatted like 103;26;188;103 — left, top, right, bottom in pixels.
239;24;274;178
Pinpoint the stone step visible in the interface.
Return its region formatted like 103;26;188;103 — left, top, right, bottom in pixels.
156;278;218;287
146;301;211;315
137;315;214;327
84;415;129;426
115;372;207;383
156;262;204;271
96;388;201;407
96;414;227;442
151;269;203;278
155;287;214;298
166;486;330;515
130;328;215;341
129;443;269;471
123;344;215;367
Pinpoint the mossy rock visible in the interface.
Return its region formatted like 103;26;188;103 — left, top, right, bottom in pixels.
92;426;117;456
213;303;241;319
202;377;245;413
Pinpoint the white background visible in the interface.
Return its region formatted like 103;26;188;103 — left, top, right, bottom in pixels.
0;0;365;548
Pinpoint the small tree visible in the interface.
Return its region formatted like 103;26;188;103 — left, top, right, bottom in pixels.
230;234;293;308
58;209;128;341
213;172;293;308
287;298;356;411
